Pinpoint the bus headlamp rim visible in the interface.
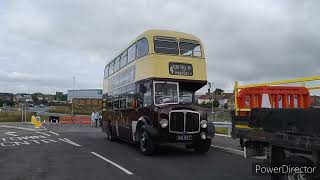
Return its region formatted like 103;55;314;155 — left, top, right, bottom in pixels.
200;120;207;128
160;119;168;128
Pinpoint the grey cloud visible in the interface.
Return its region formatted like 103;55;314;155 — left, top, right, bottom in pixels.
1;0;319;94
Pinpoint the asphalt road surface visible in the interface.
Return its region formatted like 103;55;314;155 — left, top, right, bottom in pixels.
0;123;268;180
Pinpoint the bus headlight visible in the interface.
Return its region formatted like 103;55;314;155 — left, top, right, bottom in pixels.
160;119;168;128
200;120;207;128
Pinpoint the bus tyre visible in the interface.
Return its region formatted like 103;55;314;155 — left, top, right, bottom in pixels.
139;126;155;155
107;125;115;142
194;139;211;154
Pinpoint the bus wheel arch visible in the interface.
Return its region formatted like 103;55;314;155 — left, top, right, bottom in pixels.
134;116;155;142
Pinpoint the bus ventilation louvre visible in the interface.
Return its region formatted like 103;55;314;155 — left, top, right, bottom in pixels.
170;111;200;133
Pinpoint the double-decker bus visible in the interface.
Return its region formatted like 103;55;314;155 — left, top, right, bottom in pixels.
102;30;215;155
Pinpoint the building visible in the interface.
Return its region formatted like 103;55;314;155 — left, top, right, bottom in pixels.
13;93;32;103
197;93;234;108
67;89;103;109
310;95;320;107
55;92;66;101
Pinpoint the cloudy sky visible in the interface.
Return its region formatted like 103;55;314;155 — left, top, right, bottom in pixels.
0;0;319;94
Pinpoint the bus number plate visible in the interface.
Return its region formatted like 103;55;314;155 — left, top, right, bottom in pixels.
169;62;193;76
176;135;192;141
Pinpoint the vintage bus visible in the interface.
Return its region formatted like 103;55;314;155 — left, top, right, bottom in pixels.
102;30;215;155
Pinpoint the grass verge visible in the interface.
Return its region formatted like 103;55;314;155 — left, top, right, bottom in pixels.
0;112;33;122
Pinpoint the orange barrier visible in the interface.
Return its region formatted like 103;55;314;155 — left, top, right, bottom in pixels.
236;86;310;116
47;115;91;124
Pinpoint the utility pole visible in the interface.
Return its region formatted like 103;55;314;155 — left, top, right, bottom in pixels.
71;76;75;116
208;82;214;115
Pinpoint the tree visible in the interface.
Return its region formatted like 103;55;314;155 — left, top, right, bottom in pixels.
198;100;220;109
214;88;224;95
223;103;228;109
212;100;220;108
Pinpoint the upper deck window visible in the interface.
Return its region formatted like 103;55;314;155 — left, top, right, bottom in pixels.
154;37;179;55
104;65;109;77
137;38;149;58
179;40;201;57
114;57;120;71
120;51;128;68
128;43;136;63
108;62;114;75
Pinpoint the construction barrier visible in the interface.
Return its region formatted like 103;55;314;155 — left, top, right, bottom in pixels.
47;115;91;125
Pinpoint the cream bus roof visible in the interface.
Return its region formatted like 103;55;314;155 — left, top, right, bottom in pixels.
106;29;203;66
136;29;202;42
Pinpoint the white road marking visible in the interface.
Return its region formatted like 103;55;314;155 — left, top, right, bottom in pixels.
91;152;133;175
59;138;81;147
0;125;36;131
211;145;244;156
36;132;51;136
5;132;18;137
48;131;59;136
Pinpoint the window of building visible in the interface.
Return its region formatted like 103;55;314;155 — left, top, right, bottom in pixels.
128;43;136;63
154;37;178;55
120;51;127;68
137;38;149;58
179;40;202;57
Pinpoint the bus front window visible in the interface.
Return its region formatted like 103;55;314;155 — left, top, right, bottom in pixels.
154;82;179;105
179;90;193;104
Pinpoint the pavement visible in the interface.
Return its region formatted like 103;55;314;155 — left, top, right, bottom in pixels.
0;123;268;180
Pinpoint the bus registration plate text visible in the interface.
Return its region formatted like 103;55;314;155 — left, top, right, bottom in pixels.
169;62;193;76
176;135;192;141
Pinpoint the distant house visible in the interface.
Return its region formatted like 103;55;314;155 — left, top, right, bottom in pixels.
67;89;103;109
310;95;320;107
13;93;32;103
197;93;234;108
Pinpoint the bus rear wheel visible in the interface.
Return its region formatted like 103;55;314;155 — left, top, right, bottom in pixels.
139;126;155;155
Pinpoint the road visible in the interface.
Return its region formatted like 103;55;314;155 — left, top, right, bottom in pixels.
0;123;268;180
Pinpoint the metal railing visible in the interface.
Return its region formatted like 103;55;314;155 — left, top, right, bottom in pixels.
212;121;232;136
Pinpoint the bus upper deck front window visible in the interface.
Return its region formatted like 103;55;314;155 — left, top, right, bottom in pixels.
154;37;178;55
179;40;201;57
154;82;179;105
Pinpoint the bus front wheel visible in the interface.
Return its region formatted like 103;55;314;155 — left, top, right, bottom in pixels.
194;139;211;154
139;125;155;155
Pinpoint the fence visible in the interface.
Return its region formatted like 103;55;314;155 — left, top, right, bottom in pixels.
212;121;232;136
